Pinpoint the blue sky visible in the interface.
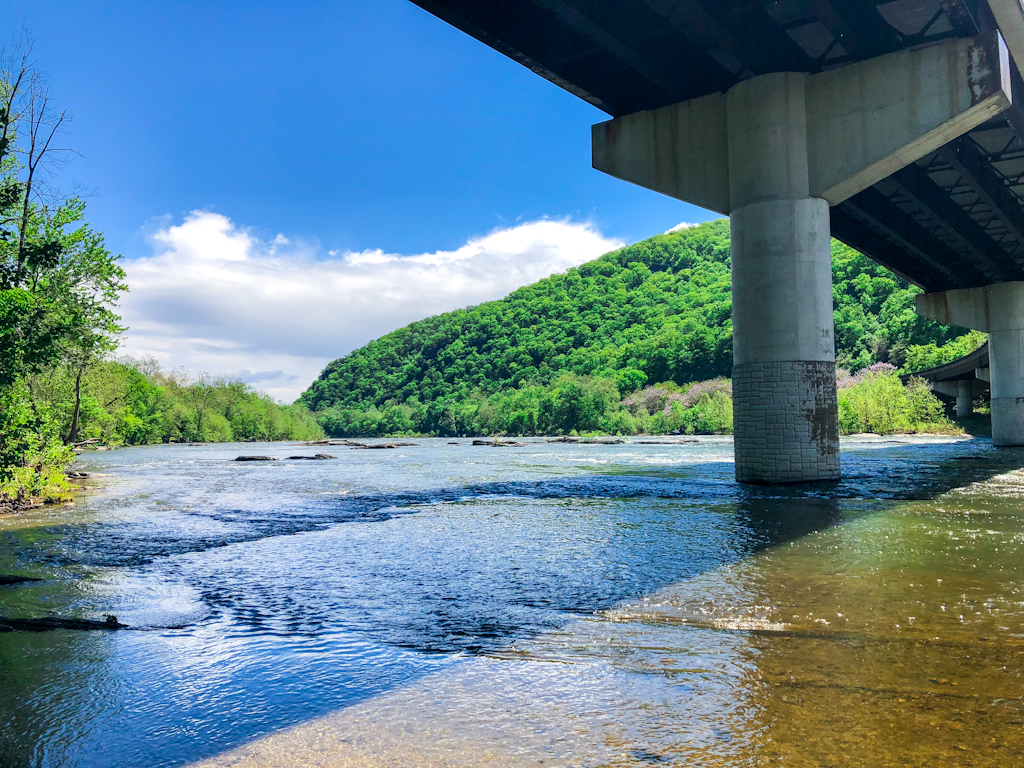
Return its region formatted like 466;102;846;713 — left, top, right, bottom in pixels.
5;1;716;399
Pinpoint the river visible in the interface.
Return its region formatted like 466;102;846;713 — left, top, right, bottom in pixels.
0;436;1021;767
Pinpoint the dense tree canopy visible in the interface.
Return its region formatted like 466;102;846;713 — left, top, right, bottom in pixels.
301;220;972;437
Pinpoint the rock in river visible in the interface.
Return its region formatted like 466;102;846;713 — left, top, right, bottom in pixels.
234;456;278;462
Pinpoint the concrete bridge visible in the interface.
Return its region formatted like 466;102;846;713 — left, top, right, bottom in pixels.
409;0;1024;483
903;342;989;418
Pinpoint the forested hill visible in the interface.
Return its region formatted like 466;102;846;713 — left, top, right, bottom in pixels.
299;220;968;435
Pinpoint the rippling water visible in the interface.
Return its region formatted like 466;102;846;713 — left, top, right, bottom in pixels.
0;436;1022;767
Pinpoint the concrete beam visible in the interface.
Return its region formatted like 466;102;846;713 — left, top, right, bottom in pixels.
592;92;730;215
890;163;1014;281
940;135;1024;249
592;32;1012;212
931;379;988;400
916;284;994;331
808;31;1011;204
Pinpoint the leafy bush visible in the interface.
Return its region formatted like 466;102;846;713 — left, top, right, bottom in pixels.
838;372;959;435
691;390;733;434
0;385;74;505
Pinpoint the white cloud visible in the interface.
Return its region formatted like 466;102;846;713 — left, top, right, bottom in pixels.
666;222;698;233
117;212;623;402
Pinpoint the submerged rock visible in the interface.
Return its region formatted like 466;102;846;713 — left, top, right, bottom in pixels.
286;454;337;460
0;575;44;585
0;615;128;632
234;456;278;462
635;439;699;445
547;436;625;444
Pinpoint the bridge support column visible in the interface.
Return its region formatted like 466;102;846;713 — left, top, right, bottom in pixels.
593;32;1013;481
728;74;838;483
987;284;1024;445
957;380;974;420
918;281;1024;445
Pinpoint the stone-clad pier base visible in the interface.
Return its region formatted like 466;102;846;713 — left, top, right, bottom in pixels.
733;362;839;484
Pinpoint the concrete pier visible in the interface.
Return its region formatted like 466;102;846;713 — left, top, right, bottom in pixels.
727;74;838;483
592;33;1012;483
957;380;974;420
918;282;1024;445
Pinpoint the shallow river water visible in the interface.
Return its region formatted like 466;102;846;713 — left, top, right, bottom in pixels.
0;436;1022;767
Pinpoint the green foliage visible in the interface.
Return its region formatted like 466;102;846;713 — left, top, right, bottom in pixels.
303;222;977;437
0;55;129;505
0;383;74;504
614;367;648;395
27;358;325;446
830;241;966;371
903;330;988;373
838;372;957;436
692;390;733;435
0;288;65;388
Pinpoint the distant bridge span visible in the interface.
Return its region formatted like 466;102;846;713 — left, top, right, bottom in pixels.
409;0;1024;482
903;342;990;419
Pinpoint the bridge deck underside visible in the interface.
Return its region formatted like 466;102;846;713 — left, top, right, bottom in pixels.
411;0;1024;292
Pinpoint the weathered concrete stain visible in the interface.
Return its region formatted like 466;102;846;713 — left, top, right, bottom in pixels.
801;360;839;460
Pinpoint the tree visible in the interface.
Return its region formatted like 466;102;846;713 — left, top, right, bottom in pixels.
185;373;219;440
0;41;125;500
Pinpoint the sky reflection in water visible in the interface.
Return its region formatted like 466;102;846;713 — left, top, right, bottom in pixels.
0;436;1021;767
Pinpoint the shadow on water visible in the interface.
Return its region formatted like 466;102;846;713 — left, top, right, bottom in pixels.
0;438;1021;768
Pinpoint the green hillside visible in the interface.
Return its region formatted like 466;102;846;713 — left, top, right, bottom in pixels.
300;220;970;437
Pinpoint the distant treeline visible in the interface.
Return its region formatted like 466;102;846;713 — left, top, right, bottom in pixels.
28;357;324;447
302;221;976;438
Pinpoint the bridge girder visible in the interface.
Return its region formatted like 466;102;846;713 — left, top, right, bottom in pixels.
410;0;1024;294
